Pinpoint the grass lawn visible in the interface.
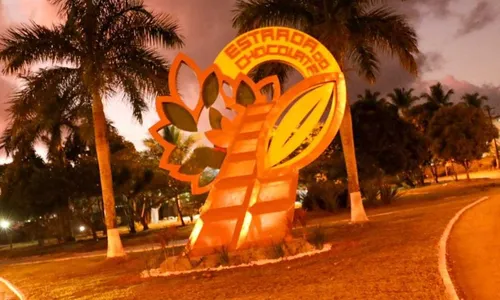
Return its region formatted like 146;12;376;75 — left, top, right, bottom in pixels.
0;224;194;263
1;176;499;262
1;179;499;299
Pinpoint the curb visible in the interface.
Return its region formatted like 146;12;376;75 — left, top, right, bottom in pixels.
438;196;489;300
0;277;25;300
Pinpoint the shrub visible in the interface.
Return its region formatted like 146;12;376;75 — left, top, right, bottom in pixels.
307;226;326;250
302;181;345;212
379;185;401;204
362;183;379;206
217;246;230;266
156;227;178;259
142;245;164;276
270;241;286;259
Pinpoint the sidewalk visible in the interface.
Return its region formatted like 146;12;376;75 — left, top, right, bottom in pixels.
448;195;500;299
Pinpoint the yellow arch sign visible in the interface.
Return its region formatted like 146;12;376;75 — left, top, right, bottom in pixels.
151;27;346;256
214;26;346;177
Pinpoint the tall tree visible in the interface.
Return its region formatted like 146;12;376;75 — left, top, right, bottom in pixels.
411;82;455;182
351;95;428;183
357;89;385;105
0;0;184;257
462;92;488;108
387;87;419;118
0;69;92;242
232;0;419;222
420;82;454;107
428;105;498;180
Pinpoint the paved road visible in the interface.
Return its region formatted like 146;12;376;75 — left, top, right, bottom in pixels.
448;194;500;299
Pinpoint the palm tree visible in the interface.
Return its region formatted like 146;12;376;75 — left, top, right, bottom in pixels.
420;83;454;107
358;90;384;104
410;83;454;184
232;0;419;222
1;69;92;241
0;0;184;257
462;92;488;108
387;87;419;118
1;69;92;162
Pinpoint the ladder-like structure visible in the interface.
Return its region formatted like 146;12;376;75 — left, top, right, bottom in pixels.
188;102;298;256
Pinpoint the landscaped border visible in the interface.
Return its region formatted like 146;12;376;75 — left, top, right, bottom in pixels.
141;244;332;278
438;196;489;300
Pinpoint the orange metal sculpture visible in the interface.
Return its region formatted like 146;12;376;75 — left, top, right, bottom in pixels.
150;27;346;256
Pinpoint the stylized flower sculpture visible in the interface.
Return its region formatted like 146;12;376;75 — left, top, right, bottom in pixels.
150;53;282;194
150;26;346;256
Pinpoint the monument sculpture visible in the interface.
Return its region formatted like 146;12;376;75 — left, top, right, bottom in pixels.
150;27;346;256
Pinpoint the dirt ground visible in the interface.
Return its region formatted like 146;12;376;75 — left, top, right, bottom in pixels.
448;193;500;299
1;180;498;299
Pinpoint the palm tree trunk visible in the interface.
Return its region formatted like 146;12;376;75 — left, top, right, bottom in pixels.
91;91;125;258
339;104;368;222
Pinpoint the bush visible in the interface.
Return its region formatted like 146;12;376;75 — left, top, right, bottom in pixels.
270;241;286;259
379;185;401;204
361;182;379;206
302;181;346;212
307;226;326;250
217;246;230;266
156;227;178;259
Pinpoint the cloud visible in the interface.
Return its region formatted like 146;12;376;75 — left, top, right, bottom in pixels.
146;0;237;69
384;0;454;22
456;1;498;36
346;51;446;101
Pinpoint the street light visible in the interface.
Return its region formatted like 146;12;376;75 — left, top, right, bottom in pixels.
0;219;12;250
0;220;10;230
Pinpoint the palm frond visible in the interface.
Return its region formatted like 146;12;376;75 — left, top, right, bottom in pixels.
232;0;314;33
115;71;148;124
109;47;170;97
462;92;488;108
0;23;81;74
3;67;91;161
249;62;293;92
347;42;379;83
105;7;184;49
355;6;419;76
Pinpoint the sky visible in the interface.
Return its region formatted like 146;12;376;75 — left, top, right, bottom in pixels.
0;0;499;164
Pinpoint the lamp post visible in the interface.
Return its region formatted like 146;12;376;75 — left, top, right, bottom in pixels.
0;220;12;251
